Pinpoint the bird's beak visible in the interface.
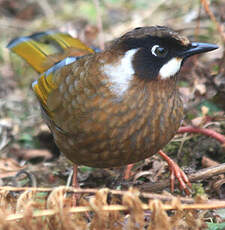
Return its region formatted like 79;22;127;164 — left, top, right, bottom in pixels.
180;42;219;58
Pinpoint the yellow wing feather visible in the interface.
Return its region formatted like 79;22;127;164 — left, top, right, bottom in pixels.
8;31;94;73
8;31;95;117
32;56;78;117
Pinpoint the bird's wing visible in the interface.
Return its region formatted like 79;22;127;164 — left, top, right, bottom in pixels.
8;31;95;117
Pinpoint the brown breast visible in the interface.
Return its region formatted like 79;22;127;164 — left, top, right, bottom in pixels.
44;53;183;168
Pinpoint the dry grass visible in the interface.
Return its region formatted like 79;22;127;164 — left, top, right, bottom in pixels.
0;186;225;229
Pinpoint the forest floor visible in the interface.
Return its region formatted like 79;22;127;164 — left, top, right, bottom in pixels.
0;0;224;229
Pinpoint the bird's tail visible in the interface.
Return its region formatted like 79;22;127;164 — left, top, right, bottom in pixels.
7;31;94;74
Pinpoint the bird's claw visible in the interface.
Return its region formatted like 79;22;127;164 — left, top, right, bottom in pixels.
158;150;192;195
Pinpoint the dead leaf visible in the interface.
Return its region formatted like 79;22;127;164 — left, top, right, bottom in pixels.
191;116;205;127
9;145;52;161
0;158;26;179
195;83;206;95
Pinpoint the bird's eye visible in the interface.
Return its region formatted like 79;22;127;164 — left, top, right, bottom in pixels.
151;45;168;57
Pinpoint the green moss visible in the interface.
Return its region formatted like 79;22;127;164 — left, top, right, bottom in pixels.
192;183;206;196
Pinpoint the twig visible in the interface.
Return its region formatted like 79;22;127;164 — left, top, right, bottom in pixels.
201;156;220;168
189;163;225;181
201;0;225;74
178;126;225;145
140;162;225;192
2;160;225;202
0;125;9;151
200;0;225;42
5;200;225;221
0;186;193;204
12;170;37;187
177;132;188;161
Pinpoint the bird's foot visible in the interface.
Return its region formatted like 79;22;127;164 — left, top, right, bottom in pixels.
158;150;192;195
124;163;134;180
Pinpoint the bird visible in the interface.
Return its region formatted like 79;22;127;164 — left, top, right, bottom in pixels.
8;26;218;193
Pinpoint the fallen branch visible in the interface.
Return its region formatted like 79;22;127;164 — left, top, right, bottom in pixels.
140;162;225;192
178;126;225;145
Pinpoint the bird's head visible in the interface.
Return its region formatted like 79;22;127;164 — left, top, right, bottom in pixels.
104;26;218;81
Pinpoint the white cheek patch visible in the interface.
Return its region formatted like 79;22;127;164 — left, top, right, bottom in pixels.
159;57;182;79
101;49;138;96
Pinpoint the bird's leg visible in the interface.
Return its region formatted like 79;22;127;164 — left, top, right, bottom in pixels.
124;151;192;195
72;164;79;206
72;164;79;187
124;163;134;180
158;150;192;195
